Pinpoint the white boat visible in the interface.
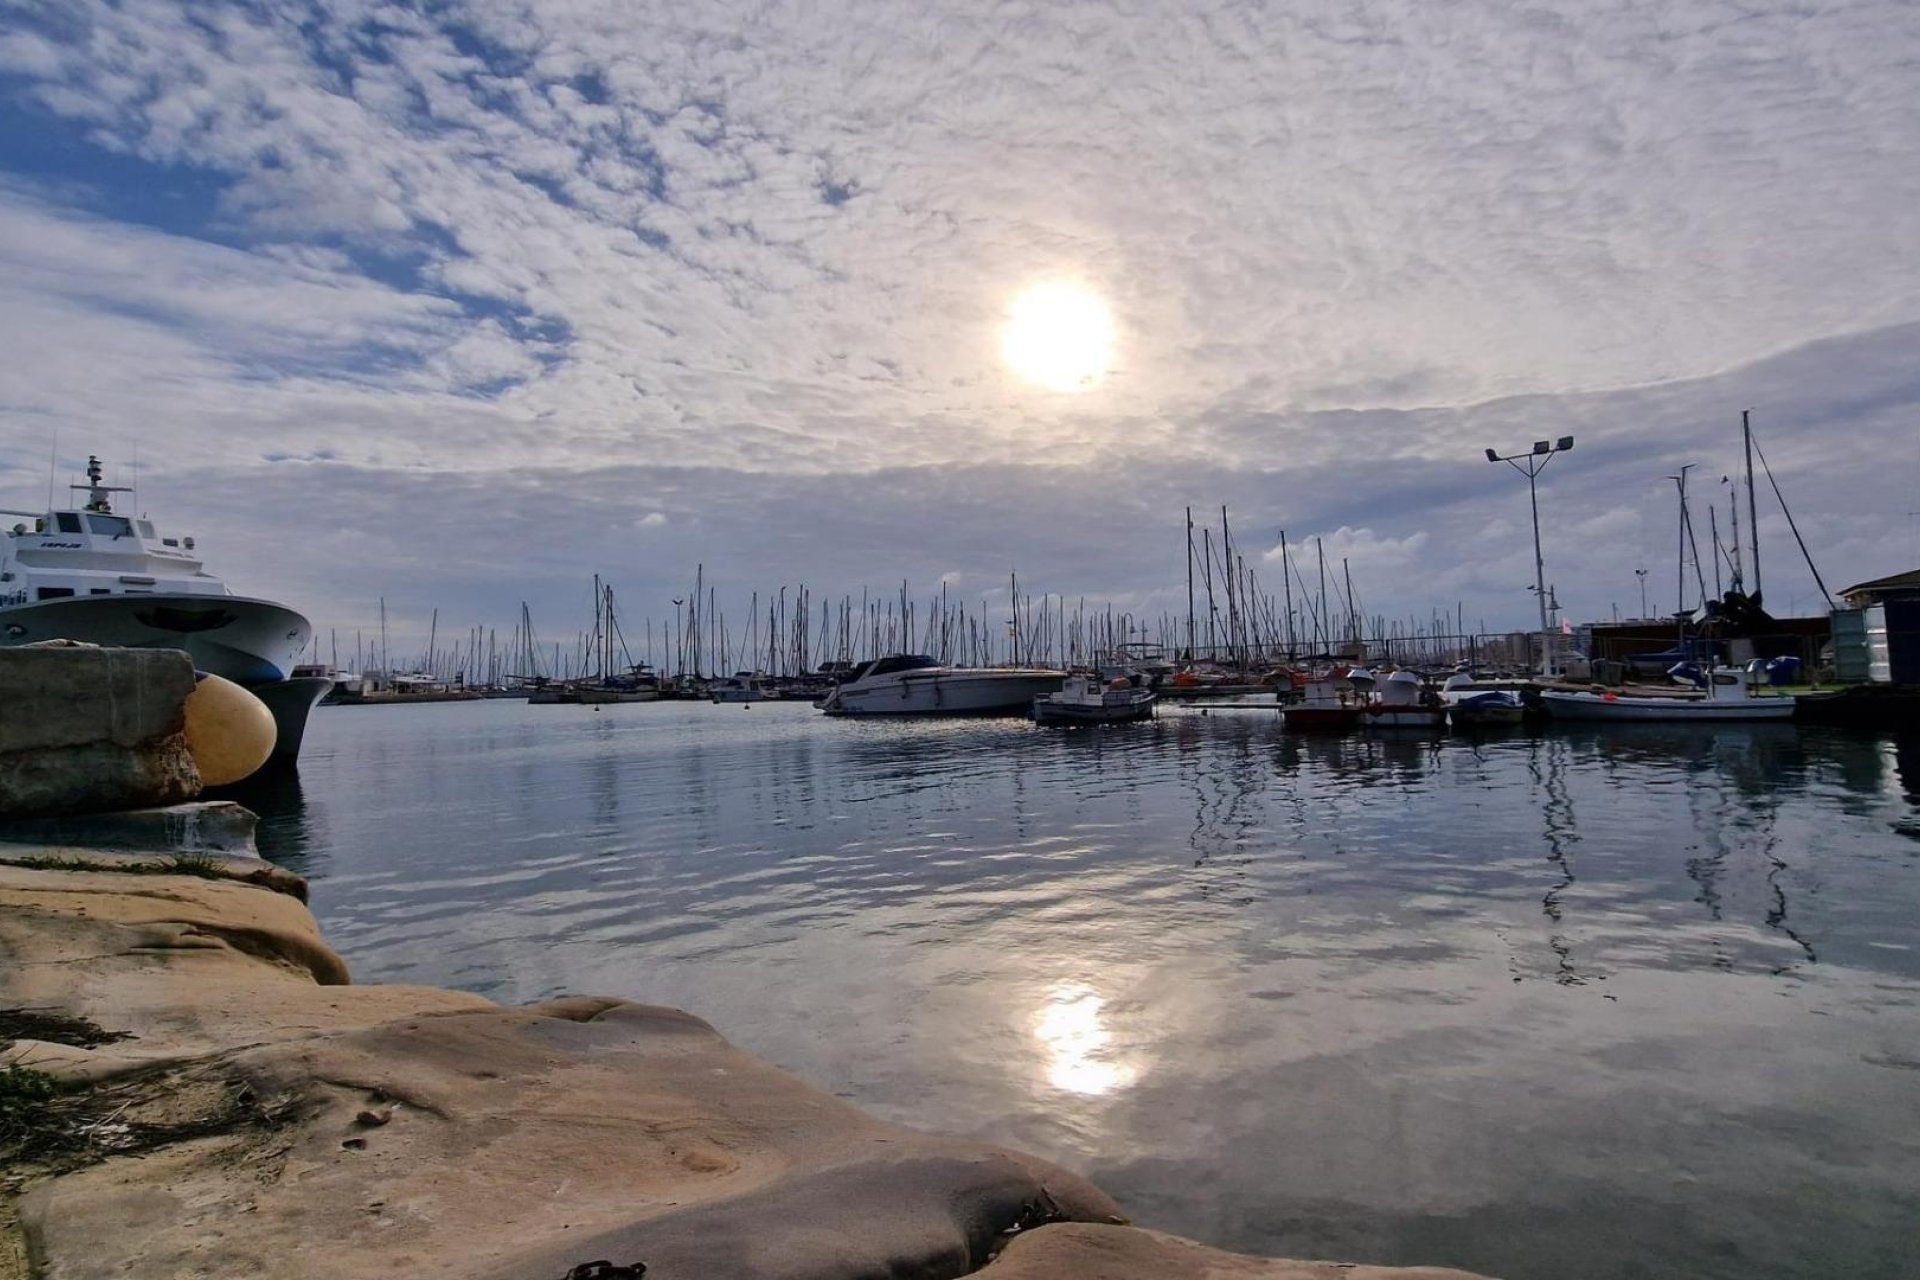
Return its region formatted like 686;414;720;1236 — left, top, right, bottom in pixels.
1032;674;1156;726
711;673;780;703
1281;666;1368;732
1540;666;1795;722
816;654;1064;716
1;457;328;761
1364;669;1448;729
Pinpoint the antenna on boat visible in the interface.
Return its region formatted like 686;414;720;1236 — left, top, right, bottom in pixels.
71;455;133;513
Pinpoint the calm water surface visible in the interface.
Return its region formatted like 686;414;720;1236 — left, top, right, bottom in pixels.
245;701;1920;1280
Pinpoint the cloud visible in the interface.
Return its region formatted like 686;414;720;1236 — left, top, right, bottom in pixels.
2;0;1918;644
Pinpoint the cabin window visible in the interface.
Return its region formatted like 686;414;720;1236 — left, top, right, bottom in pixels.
37;587;74;600
90;588;112;595
54;513;81;533
86;514;133;538
136;520;156;539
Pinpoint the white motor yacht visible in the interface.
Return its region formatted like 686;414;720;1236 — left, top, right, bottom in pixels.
1;457;329;761
816;654;1064;716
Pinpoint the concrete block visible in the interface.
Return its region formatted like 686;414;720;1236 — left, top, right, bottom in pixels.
0;646;201;817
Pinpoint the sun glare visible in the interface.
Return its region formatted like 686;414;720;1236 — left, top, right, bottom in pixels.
1001;281;1114;394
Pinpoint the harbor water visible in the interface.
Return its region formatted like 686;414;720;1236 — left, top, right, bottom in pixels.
245;701;1920;1280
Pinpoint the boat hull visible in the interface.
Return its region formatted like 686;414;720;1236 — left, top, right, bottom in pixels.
1032;692;1156;725
1365;708;1448;729
0;593;310;685
1541;691;1795;722
1449;705;1526;728
822;670;1065;716
1282;706;1366;732
575;687;659;704
248;676;333;758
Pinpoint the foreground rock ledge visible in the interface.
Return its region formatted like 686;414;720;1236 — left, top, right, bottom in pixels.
0;849;1493;1280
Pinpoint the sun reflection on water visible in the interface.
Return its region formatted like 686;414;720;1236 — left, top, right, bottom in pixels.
1034;981;1137;1096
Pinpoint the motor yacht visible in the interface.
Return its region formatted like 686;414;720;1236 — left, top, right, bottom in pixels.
815;654;1064;716
1;457;329;760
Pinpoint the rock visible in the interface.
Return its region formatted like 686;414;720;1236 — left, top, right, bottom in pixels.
0;855;1497;1280
0;800;260;857
0;647;200;819
982;1222;1493;1278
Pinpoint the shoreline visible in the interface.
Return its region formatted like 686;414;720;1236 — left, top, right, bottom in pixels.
0;824;1489;1280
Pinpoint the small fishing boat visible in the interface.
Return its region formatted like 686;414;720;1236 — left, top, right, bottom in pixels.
1281;667;1368;732
1364;669;1448;729
1448;689;1526;728
1032;674;1156;726
1540;666;1794;722
711;673;780;703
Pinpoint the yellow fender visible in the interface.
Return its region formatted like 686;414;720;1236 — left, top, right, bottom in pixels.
182;672;277;786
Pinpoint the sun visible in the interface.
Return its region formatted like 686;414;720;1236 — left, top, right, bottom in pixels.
1001;281;1114;393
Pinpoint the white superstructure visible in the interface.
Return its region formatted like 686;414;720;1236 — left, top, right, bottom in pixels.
2;457;324;759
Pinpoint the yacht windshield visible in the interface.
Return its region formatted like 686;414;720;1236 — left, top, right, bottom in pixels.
86;514;133;538
862;655;941;678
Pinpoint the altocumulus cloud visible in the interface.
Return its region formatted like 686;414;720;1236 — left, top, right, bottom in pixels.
1;0;1918;646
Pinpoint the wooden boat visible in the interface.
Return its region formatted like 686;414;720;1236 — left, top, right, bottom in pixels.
1032;674;1155;726
1540;666;1794;722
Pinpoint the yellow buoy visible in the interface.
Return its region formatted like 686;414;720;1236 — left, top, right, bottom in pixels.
182;673;277;786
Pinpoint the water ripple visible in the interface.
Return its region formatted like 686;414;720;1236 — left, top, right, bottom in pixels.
261;702;1920;1280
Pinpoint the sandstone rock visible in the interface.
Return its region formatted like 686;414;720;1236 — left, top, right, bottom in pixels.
983;1222;1492;1279
0;647;199;818
0;857;1496;1280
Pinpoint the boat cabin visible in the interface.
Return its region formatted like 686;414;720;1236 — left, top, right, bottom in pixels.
849;654;942;681
1;457;220;608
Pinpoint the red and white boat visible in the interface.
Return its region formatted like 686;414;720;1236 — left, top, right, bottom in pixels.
1281;666;1369;732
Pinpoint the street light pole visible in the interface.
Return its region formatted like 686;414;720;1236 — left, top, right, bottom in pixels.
1484;437;1574;676
1635;568;1649;619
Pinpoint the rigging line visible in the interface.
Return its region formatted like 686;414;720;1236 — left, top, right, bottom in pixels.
1750;434;1835;609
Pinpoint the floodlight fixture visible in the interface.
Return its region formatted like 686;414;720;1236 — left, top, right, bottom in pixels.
1483;436;1580;675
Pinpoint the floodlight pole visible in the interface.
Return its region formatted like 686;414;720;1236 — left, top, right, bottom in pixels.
1485;438;1574;676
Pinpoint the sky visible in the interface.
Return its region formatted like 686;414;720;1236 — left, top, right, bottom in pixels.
2;0;1918;662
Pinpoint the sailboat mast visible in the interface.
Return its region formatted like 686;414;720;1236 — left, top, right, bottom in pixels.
1728;481;1743;592
1280;530;1294;660
1316;537;1328;653
1744;409;1762;602
1185;507;1196;660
